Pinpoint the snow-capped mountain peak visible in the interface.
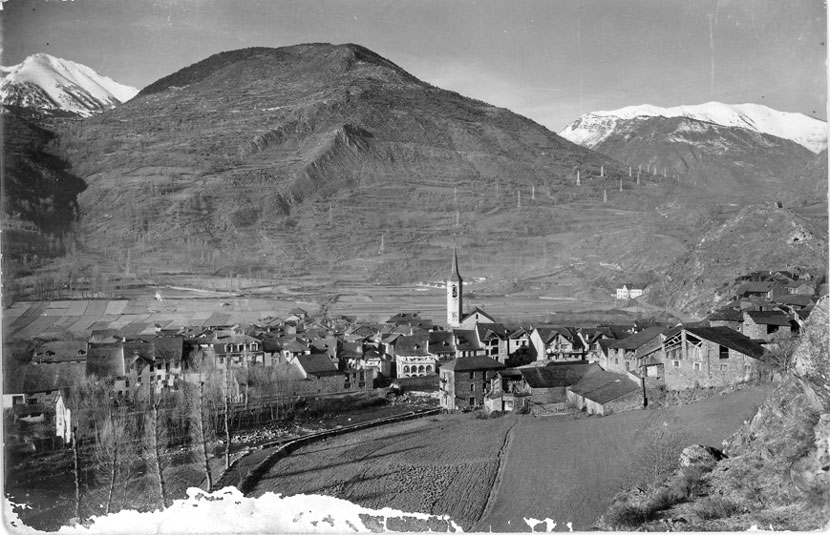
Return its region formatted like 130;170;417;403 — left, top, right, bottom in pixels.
560;101;828;153
0;53;138;117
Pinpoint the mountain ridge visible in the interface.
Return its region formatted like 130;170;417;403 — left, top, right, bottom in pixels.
560;101;828;153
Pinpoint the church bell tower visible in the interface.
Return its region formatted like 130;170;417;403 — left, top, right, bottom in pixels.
447;248;463;328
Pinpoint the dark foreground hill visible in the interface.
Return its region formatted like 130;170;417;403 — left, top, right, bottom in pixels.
1;112;86;281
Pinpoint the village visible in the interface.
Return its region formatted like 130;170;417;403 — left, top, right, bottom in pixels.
4;250;822;451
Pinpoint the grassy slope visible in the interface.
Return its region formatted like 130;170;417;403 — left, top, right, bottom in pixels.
475;385;772;531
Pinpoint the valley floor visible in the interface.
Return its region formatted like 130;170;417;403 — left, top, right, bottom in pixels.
246;384;772;531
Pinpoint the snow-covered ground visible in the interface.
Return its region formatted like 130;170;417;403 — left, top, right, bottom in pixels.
560;101;828;153
5;487;463;534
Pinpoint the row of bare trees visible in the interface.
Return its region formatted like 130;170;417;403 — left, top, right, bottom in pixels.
63;359;304;520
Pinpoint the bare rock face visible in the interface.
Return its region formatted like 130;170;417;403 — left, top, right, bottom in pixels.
792;296;830;393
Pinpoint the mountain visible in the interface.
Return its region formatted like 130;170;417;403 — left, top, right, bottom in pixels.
18;44;825;314
0;53;138;117
560;102;828;153
52;44;701;291
559;103;827;205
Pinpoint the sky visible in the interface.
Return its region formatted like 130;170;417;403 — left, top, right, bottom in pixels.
1;0;826;131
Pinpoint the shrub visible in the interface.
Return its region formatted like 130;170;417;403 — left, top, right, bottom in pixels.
671;465;708;499
648;486;682;514
694;496;743;520
604;502;646;528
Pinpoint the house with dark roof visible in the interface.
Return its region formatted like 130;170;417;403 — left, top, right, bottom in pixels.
486;361;643;417
775;294;814;309
475;323;510;364
292;353;340;379
706;307;744;332
517;362;595;415
742;310;795;341
453;329;485;358
736;281;786;302
32;341;87;364
428;331;456;362
566;365;643;416
602;326;666;374
438;356;504;411
529;326;586;363
659;326;767;390
3;362;86;417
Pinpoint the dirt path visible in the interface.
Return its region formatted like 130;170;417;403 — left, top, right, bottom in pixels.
474;417;518;530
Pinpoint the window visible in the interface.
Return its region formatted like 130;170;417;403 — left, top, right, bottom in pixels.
720;363;728;371
470;383;475;392
719;345;729;359
469;371;475;380
693;362;701;371
673;360;680;368
469;397;476;406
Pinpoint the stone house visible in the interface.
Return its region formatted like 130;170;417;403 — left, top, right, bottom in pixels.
742;310;795;341
657;326;767;390
517;362;593;416
706;307;744;332
484;368;531;413
565;365;643;416
439;356;504;411
603;326;666;374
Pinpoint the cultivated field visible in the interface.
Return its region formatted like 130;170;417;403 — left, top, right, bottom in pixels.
3;284;659;343
248;385;772;532
248;413;518;531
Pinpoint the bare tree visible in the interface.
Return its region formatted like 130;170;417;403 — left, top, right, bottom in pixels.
93;407;132;514
141;388;170;509
185;364;220;490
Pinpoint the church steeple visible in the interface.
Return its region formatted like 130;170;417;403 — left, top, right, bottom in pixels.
450;248;462;282
447;248;463;328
